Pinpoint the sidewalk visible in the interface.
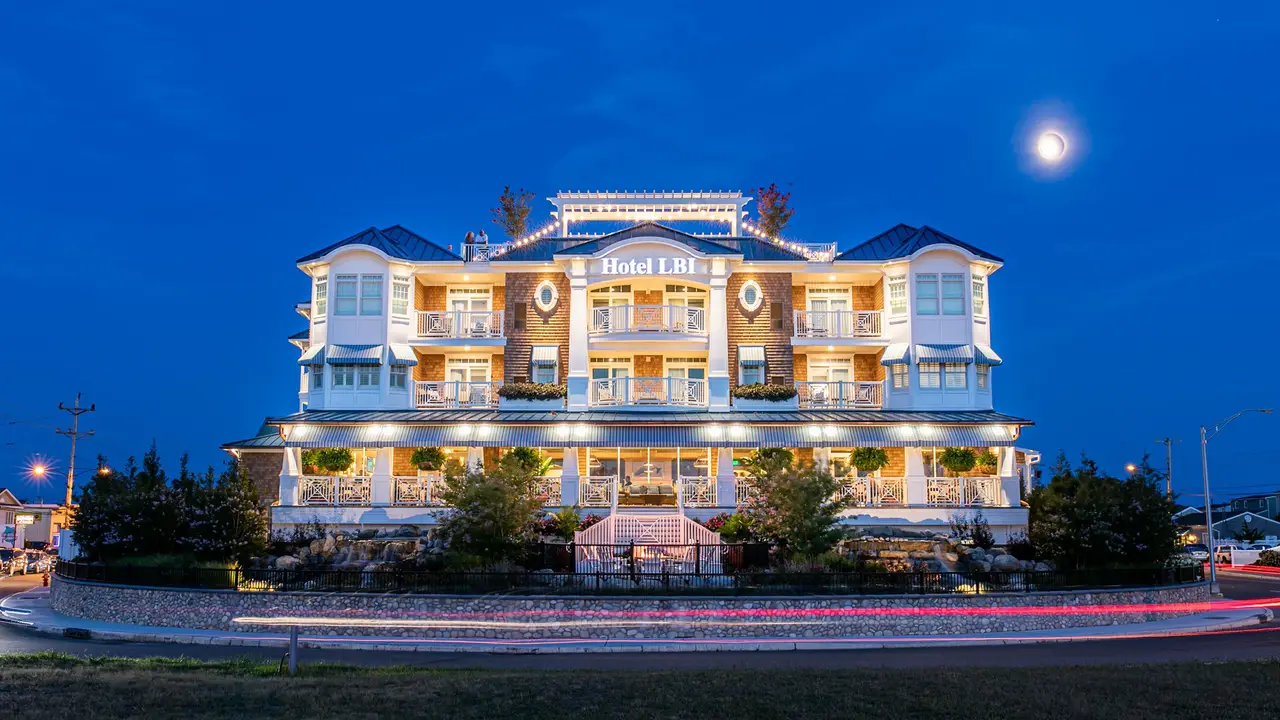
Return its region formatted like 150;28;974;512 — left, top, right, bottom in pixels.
1;587;1272;654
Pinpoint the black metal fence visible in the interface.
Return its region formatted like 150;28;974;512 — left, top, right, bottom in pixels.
55;557;1204;597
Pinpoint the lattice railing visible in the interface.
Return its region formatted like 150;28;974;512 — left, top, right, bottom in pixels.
580;475;616;508
415;310;504;338
679;476;716;507
391;474;448;506
926;477;1003;507
534;476;562;506
415;381;501;409
796;381;883;409
589;377;707;407
838;477;907;506
793;309;882;338
590;305;707;335
300;476;336;505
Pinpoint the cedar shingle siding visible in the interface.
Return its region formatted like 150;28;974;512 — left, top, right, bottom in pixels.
727;272;794;388
503;273;570;382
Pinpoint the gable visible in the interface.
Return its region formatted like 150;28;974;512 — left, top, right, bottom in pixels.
0;488;21;507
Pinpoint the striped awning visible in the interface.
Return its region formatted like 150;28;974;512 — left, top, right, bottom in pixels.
739;346;766;367
531;346;559;367
282;422;1018;449
388;344;418;366
297;345;325;366
326;344;384;366
914;344;974;364
974;344;1003;366
881;343;910;366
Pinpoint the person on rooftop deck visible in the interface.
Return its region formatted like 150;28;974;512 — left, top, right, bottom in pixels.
477;229;488;244
463;231;475;246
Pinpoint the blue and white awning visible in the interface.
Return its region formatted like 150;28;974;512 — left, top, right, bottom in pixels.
531;346;559;367
388;344;418;366
974;344;1003;366
914;344;974;364
881;343;911;365
739;346;767;367
326;344;384;366
298;345;325;366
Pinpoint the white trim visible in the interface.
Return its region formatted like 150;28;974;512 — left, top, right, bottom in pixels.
738;279;764;312
534;280;559;312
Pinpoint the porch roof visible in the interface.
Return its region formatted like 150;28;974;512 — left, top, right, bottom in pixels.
269;409;1031;425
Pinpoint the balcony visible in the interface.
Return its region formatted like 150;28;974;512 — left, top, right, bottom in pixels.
838;477;906;506
300;476;372;506
796;381;883;409
579;475;618;508
416;310;504;339
414;381;501;409
461;243;510;262
926;476;1002;506
590;305;707;336
391;474;448;506
793;309;882;339
678;475;717;508
589;377;707;408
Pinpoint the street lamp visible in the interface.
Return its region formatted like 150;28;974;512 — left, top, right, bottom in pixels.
1201;408;1273;594
1124;463;1137;474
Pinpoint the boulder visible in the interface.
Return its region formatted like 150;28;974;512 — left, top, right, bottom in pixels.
943;552;959;563
988;547;1006;557
991;554;1020;571
1034;561;1054;572
908;551;935;560
395;525;418;538
877;550;910;560
971;559;992;573
356;529;377;540
322;535;337;554
275;556;301;570
1018;560;1036;571
309;539;324;555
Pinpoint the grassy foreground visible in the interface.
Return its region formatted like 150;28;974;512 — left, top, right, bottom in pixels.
1;653;1278;719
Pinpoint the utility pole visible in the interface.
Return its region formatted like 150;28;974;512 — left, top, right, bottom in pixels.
56;393;95;507
1154;437;1181;496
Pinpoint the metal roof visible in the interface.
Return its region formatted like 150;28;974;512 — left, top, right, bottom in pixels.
326;344;383;365
297;225;461;264
914;344;975;364
288;328;309;342
221;419;285;451
269;409;1031;425
836;224;1002;263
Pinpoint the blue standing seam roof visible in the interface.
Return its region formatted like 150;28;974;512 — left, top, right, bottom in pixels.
268;409;1032;425
974;345;1003;366
492;222;811;263
298;345;325;366
297;225;462;264
914;344;975;363
325;344;384;365
836;224;1002;263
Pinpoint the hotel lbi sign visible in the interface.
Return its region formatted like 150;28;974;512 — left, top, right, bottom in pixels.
599;257;699;276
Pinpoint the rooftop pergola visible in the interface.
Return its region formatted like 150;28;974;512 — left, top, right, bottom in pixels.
549;191;752;237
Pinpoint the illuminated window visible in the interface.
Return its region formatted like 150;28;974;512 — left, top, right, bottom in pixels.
887;276;907;316
391;276;411;318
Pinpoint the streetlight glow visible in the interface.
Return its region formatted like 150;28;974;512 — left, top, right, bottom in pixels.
1125;463;1137;474
31;464;47;477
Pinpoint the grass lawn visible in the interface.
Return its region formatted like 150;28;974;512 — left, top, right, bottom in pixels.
1;653;1277;719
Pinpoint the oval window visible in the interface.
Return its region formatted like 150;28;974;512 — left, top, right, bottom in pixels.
534;280;559;312
738;279;763;312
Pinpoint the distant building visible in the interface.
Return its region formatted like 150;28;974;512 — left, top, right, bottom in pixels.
0;490;70;550
1228;493;1280;520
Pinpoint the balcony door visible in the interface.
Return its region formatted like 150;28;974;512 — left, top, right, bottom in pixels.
807;286;853;336
590;361;630;405
447;359;490;406
665;284;706;332
448;287;493;336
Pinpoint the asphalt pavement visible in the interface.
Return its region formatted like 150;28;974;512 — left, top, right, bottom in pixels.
2;573;1279;669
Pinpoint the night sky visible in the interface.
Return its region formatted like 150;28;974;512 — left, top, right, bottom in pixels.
2;2;1276;504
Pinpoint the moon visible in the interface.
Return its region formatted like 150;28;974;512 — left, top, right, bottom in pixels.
1037;131;1067;161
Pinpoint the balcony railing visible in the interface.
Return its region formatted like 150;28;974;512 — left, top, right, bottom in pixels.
461;243;510;262
415;381;501;409
300;476;372;506
589;377;707;407
580;475;617;508
802;242;838;262
416;310;504;338
735;475;758;505
392;474;448;506
838;477;907;506
590;305;707;335
926;476;1002;506
535;476;562;506
678;475;717;508
796;381;883;409
793;309;882;338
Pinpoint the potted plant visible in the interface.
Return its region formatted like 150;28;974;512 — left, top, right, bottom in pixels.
498;382;567;410
303;448;354;475
731;383;799;410
975;450;999;475
939;447;977;477
850;447;890;477
411;447;446;472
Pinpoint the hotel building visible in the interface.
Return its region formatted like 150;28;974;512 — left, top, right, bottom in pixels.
224;191;1038;541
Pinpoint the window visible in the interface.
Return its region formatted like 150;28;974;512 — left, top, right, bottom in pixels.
915;274;938;315
887;276;907;316
738;279;763;312
919;362;941;389
741;365;764;386
972;276;986;316
944;363;967;389
311;366;323;389
392;276;410;318
532;364;556;384
739;346;766;385
334;275;358;315
314;277;328;320
976;364;990;390
332;364;355;387
531;345;559;384
534;279;559;312
358;365;380;388
360;275;383;315
390;365;408;390
891;363;909;390
942;274;965;315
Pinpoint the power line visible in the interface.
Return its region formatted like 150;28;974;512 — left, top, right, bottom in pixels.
55;393;95;507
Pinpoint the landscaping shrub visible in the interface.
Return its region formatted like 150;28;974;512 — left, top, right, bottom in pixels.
1256;550;1280;568
497;382;567;401
851;447;890;474
731;383;798;401
1005;532;1037;561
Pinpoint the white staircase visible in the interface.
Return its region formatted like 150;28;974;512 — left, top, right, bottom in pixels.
574;508;720;546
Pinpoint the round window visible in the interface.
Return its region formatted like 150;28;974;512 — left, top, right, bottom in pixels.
738;279;763;312
534;280;559;312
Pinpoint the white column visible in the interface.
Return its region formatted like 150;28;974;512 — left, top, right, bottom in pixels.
997;446;1020;507
905;447;928;506
813;447;831;472
279;447;302;506
715;448;737;507
371;447;394;506
707;266;730;412
560;447;580;506
567;264;590;411
466;447;484;471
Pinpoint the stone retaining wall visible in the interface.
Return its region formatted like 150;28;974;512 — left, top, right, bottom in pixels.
50;577;1210;640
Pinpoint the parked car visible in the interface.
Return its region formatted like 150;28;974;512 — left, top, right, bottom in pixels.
1214;544;1243;563
1181;544;1210;561
1244;543;1278;552
24;552;51;574
0;549;28;576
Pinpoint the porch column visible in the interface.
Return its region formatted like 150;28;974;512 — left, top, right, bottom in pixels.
279;447;301;506
707;263;730;412
560;447;580;506
466;447;485;471
715;448;737;507
813;447;831;472
905;447;928;506
371;447;394;506
567;262;590;411
997;446;1019;507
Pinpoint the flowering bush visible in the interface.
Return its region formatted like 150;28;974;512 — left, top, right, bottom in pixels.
580;514;604;531
1256;550;1280;568
739;450;846;560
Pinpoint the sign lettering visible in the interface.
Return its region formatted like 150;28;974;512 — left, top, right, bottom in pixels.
600;257;698;276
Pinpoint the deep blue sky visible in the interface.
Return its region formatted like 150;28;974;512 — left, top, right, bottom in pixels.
2;2;1276;504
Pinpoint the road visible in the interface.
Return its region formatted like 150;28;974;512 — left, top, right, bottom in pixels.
2;572;1279;669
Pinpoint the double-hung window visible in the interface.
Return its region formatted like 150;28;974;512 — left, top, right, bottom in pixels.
915;274;938;315
919;362;941;389
311;366;324;389
976;364;990;390
941;274;965;315
332;364;355;388
360;275;383;316
358;365;380;388
390;365;408;391
391;275;411;318
334;275;358;316
887;275;907;316
972;276;986;317
891;363;909;390
944;363;967;389
314;277;328;320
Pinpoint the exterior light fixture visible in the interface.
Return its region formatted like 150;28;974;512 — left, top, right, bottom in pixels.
807;425;823;438
463;275;470;281
729;424;746;439
457;424;473;437
555;424;571;439
573;424;589;438
707;425;724;439
477;425;492;438
292;425;308;439
828;345;835;352
828;274;836;281
822;425;838;438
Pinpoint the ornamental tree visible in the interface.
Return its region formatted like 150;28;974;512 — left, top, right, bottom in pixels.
491;186;536;240
435;451;546;567
739;451;846;560
754;183;795;238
